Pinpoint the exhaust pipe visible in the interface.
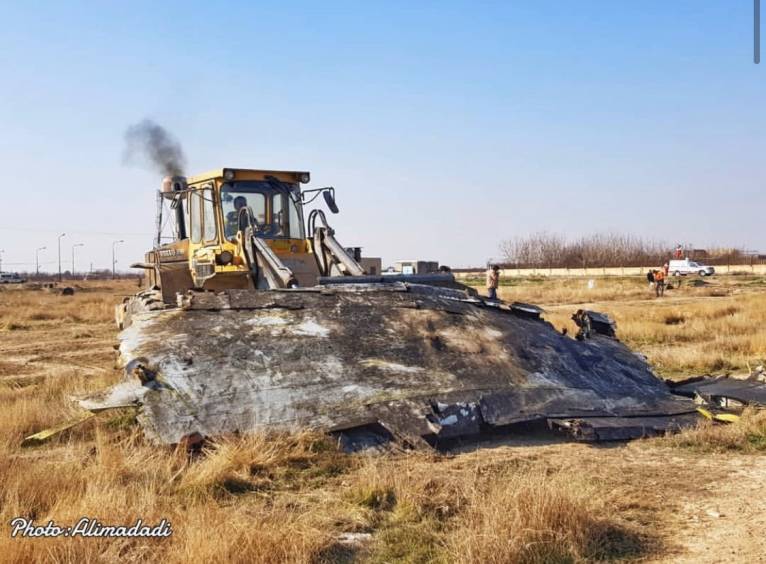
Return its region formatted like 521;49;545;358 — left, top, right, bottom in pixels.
162;176;188;241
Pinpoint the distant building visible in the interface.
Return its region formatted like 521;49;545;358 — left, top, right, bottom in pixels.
394;260;439;275
360;257;382;275
345;247;381;275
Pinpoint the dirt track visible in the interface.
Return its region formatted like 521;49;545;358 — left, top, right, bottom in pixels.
657;453;766;563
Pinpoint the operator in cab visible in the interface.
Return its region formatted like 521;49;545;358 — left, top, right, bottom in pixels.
224;196;249;240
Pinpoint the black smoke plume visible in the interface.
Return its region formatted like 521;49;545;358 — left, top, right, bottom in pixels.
123;119;186;176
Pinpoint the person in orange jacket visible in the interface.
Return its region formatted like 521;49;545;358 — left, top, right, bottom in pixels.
654;268;666;297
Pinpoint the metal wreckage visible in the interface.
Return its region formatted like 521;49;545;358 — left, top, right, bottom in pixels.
36;167;764;449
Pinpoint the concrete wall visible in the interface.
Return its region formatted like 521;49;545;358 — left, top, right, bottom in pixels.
454;264;766;279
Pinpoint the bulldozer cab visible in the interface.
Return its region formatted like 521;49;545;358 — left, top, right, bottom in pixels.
142;167;363;302
184;168;311;269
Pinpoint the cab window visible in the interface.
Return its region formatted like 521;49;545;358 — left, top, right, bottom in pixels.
221;181;304;240
189;190;202;243
272;193;286;237
288;197;302;239
202;188;217;242
222;190;266;239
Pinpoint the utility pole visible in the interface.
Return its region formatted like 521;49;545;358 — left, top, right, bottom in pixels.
112;239;124;279
71;243;84;279
0;249;4;274
57;233;66;282
35;246;46;276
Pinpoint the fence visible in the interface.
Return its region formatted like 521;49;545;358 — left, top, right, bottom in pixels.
454;264;766;280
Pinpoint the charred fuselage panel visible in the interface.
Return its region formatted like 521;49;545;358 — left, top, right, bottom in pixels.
83;283;696;446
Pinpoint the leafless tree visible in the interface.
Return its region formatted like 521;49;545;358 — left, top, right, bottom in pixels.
499;232;673;268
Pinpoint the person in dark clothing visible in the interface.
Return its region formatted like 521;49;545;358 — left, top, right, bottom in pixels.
571;309;592;340
646;270;655;289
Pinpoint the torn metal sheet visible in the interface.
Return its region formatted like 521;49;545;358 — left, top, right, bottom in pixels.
81;283;697;446
671;376;766;407
549;413;700;441
508;302;544;320
77;379;149;411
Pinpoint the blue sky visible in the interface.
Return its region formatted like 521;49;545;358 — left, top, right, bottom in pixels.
0;1;762;270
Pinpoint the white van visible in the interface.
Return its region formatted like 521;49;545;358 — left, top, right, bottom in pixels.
669;259;715;277
0;272;26;284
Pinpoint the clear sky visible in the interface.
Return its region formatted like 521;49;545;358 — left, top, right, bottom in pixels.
0;1;762;271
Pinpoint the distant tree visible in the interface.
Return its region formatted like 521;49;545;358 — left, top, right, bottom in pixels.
499;232;674;268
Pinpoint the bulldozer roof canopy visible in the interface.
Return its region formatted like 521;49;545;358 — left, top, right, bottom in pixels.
187;168;310;186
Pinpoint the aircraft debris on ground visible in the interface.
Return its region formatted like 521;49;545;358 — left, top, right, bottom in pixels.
29;167;751;449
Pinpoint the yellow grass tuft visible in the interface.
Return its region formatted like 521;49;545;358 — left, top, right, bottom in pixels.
447;471;645;563
664;408;766;453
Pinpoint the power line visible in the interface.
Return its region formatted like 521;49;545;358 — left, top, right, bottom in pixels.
0;226;153;237
3;260;58;265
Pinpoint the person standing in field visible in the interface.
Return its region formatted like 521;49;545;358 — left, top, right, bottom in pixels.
646;269;655;289
654;268;666;297
486;265;500;301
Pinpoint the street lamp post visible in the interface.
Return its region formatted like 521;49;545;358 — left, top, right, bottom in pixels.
71;243;84;279
112;240;124;279
57;233;66;282
35;247;47;276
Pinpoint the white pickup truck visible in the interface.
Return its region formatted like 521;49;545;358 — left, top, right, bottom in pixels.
669;259;715;277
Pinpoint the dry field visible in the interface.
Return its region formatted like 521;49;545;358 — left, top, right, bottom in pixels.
486;274;766;379
1;276;766;563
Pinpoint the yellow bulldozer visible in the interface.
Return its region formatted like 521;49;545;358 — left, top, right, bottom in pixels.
89;166;700;450
131;168;371;303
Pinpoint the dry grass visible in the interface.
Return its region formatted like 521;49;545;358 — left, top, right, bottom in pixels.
0;430;659;563
466;274;766;379
664;408;766;453
613;294;766;378
462;272;754;306
445;471;643;563
347;455;647;563
1;276;765;562
0;429;349;563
